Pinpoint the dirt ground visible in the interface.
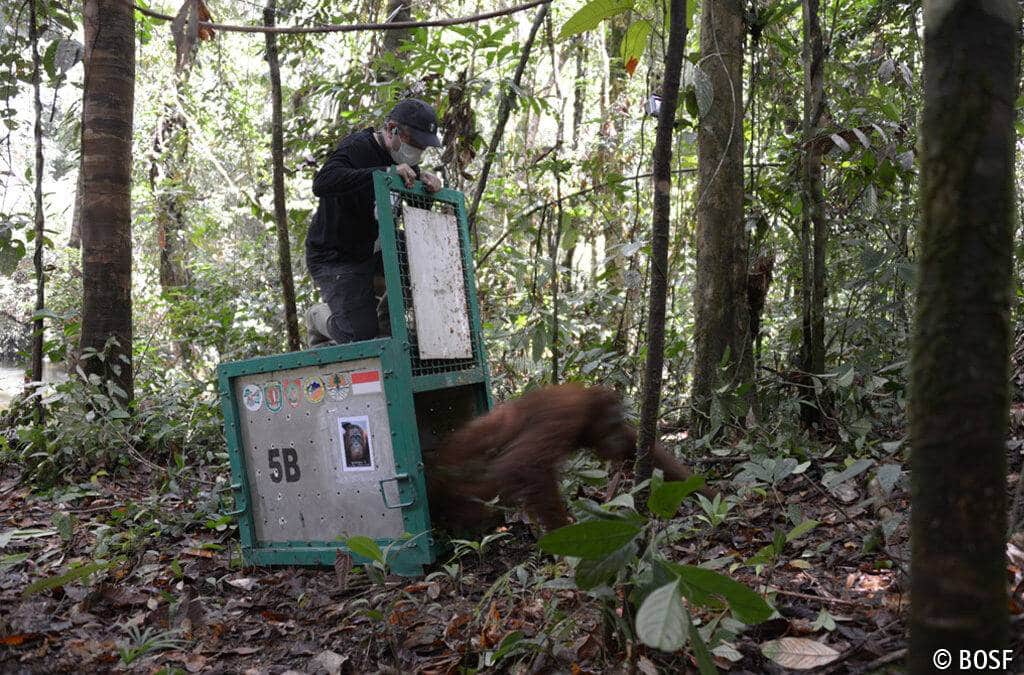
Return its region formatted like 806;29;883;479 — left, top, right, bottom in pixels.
1;460;1023;674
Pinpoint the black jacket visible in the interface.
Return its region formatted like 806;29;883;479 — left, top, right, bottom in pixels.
307;128;393;265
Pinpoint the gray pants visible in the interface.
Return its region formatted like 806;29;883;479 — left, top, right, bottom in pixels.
308;255;388;345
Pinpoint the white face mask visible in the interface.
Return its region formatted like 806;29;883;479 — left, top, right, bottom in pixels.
386;124;424;165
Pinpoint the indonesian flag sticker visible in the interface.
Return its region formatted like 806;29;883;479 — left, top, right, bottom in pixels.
351;370;382;395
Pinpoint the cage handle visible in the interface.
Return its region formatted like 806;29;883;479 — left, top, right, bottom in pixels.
379;474;416;508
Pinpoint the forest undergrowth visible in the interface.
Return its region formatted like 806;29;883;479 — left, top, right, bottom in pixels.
3;361;1023;673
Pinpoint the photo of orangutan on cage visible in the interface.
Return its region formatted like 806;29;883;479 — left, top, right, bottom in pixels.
338;417;374;471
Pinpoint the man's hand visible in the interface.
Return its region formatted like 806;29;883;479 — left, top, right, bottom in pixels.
394;163;417;188
421;171;442;193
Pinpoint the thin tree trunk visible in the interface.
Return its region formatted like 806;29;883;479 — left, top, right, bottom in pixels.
68;159;83;249
265;0;301;352
29;0;45;389
562;36;584;290
150;107;190;290
467;4;547;233
894;9;918;333
572;35;585;151
636;0;687;483
909;1;1017;669
691;0;749;437
800;0;826;427
550;175;562;384
80;0;135;402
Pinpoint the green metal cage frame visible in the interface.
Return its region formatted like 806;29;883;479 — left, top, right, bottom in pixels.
217;172;492;575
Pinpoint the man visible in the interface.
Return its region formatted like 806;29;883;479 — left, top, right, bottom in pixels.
305;98;443;346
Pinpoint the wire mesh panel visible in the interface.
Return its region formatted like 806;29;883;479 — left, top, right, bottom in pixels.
381;183;485;378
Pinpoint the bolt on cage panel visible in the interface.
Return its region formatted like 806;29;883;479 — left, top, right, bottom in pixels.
218;173;492;576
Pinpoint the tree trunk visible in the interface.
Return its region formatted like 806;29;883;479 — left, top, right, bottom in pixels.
691;0;749;437
799;0;826;427
29;0;45;389
550;178;563;384
909;1;1017;669
563;36;584;292
265;0;301;352
572;36;585;151
68;160;83;249
894;9;918;334
381;0;412;56
150;106;190;290
80;0;135;402
636;0;687;484
376;0;411;101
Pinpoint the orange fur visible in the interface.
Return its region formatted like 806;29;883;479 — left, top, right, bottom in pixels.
425;384;707;532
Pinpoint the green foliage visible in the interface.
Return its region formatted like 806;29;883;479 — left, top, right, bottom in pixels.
669;564;774;624
619;20;650;75
537;476;772;665
647;475;705;518
117;625;187;665
1;340;224;488
537;519;642;559
344;535;385;566
22;558;117;598
559;0;635;39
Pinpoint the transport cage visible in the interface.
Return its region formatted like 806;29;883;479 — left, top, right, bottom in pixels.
218;173;493;576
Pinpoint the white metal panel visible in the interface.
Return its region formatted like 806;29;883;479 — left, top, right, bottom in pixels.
403;205;473;359
234;357;405;542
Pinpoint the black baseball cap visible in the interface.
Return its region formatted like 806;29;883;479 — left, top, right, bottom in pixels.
388;98;442;148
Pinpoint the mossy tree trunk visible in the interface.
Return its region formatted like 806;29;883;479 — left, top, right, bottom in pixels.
908;0;1018;669
691;0;750;437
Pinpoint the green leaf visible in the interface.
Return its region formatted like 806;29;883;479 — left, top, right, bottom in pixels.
786;519;818;542
559;0;635;39
22;559;114;597
812;608;837;631
821;458;873;490
345;536;385;565
619;20;650;76
682;61;714;118
0;235;26;276
31;308;64;322
538;520;641;559
1;553;30;571
484;630;526;666
574;541;637;590
635;580;687;651
43;40;60;80
686;609;718;674
647;476;705;519
52;511;75;542
673;565;773;624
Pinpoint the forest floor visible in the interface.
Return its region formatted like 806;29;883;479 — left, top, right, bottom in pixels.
1;454;1023;674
